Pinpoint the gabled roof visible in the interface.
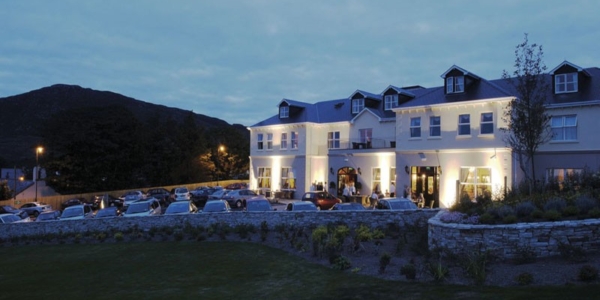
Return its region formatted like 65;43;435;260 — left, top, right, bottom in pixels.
278;98;308;108
440;65;481;80
381;85;416;97
350;108;382;124
549;60;591;77
350;90;382;100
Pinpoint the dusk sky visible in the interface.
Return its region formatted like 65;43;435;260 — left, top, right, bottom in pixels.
2;1;599;126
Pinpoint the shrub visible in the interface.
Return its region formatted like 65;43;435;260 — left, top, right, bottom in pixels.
544;198;567;212
575;195;598;215
379;252;392;274
502;215;518;224
400;262;417;280
543;209;562;221
515;201;537;217
558;241;587;263
562;205;579;217
578;265;599;282
516;272;534;285
589;207;600;218
426;259;449;282
478;213;495;224
114;232;124;241
332;256;352;271
461;249;493;285
531;209;544;219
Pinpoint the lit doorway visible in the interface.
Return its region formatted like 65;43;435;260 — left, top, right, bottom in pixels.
336;167;358;197
409;166;439;208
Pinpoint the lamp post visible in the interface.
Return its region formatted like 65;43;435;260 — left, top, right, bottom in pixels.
35;146;44;202
217;145;225;186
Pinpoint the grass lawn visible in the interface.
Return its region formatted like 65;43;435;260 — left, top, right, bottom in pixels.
0;241;596;299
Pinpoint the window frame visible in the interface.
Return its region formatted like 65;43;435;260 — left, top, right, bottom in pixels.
327;131;341;149
459;167;491;201
372;168;381;194
384;94;397;110
291;131;299;149
359;128;372;144
279;106;289;118
266;133;273;150
410;117;421;138
551;115;577;141
352;98;365;114
446;76;464;93
257;133;264;150
429;116;441;137
281;167;296;190
480;112;494;135
257;167;272;189
458;114;471;136
555;73;578;94
280;132;288;150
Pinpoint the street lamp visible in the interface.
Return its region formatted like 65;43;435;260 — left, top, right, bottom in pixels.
217;145;225;186
35;146;44;202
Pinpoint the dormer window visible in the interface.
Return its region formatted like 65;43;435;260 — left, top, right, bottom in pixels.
384;95;397;110
555;73;578;94
352;98;364;113
446;76;464;93
279;106;289;118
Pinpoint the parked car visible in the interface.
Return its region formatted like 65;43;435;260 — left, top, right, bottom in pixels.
224;182;247;190
170;187;191;201
285;201;318;211
221;189;258;208
0;205;30;219
120;191;146;208
245;197;275;212
94;206;121;218
60;204;94;220
90;194;122;209
146;188;171;205
301;192;342;210
329;202;366;211
60;198;84;210
123;198;162;217
19;202;52;217
376;198;418;210
164;200;198;215
190;187;216;207
0;213;31;223
207;189;229;201
202;200;231;213
35;210;61;222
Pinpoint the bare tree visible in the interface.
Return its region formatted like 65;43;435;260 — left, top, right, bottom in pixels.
501;34;551;193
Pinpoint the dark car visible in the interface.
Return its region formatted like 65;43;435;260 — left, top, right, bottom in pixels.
376;198;418;210
60;198;84;210
146;188;172;205
221;189;258;208
0;205;29;219
245;197;275;212
330;202;366;211
285;201;318;211
190;187;216;207
224;182;247;190
301;192;342;210
95;206;121;218
164;200;198;215
35;210;61;222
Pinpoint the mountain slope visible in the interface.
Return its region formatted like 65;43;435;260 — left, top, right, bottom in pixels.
0;84;247;167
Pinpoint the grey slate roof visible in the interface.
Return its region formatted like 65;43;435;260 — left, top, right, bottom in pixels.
250;64;600;128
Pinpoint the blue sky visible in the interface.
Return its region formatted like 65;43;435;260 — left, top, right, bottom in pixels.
1;1;599;126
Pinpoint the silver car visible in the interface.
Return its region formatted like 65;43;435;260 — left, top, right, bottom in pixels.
123;198;162;217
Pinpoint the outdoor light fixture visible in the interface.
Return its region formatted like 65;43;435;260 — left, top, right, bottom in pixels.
329;167;334;175
35;146;44;202
405;165;410;174
357;167;362;175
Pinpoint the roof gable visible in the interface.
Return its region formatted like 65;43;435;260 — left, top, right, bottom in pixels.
440;65;481;80
549;61;591;77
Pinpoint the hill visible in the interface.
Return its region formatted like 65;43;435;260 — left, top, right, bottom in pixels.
0;84;248;167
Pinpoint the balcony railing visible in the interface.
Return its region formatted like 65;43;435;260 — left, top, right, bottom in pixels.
329;138;396;151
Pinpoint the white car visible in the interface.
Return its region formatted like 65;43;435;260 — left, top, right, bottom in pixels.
164;200;198;215
120;190;146;207
60;205;94;220
19;202;52;217
123;198;162;217
0;213;31;223
172;187;191;201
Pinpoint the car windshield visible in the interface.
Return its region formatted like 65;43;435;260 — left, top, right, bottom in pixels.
1;214;20;223
126;203;149;214
246;201;271;211
37;213;56;221
166;202;189;213
61;207;82;218
389;201;417;210
295;203;316;211
2;206;18;213
176;188;188;193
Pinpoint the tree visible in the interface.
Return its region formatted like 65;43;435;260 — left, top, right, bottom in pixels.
501;34;551;193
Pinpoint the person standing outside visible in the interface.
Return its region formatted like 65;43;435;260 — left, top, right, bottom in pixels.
370;189;379;209
342;183;351;203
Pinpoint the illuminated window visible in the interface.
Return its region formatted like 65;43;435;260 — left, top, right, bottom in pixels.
281;167;296;189
459;167;491;201
257;167;271;189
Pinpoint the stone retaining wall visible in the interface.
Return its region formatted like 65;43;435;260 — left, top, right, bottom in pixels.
0;210;439;239
428;211;600;259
